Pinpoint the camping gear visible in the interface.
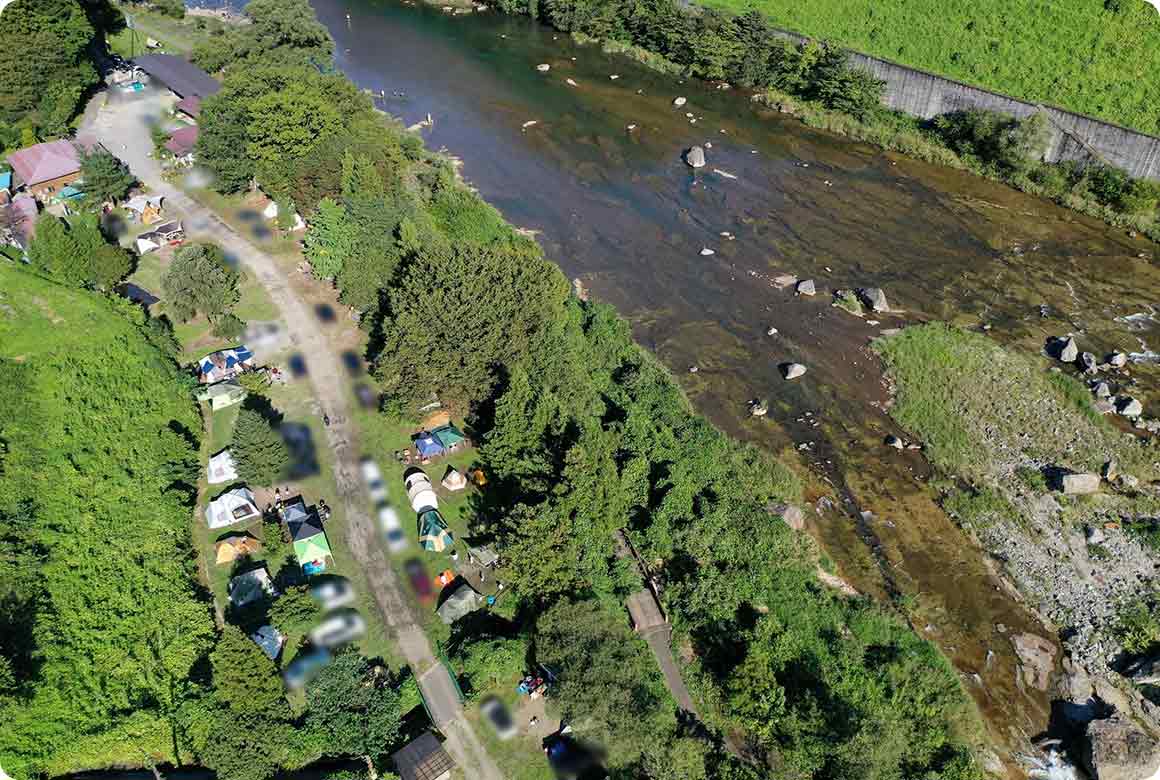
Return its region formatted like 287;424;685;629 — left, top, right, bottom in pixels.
470;467;487;486
431;424;466;452
414;431;445;459
436;569;455;587
418;509;453;552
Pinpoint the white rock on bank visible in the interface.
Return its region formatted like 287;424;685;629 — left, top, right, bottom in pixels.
781;362;807;380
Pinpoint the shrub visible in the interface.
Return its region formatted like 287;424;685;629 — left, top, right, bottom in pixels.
1116;600;1160;656
212;313;246;340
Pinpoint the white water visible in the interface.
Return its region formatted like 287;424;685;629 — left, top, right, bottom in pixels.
1024;749;1084;780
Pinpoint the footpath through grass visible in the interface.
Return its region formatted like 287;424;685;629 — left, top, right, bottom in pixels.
700;0;1160;134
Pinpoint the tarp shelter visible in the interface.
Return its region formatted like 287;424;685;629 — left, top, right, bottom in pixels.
196;380;245;411
135;220;183;253
249;625;284;660
437;583;481;624
414;432;445;459
441;468;467;492
207;449;238;484
392;733;455;780
228;566;275;607
432;425;466;452
198;346;254;384
418;510;453;552
206;487;260;529
214;533;261;565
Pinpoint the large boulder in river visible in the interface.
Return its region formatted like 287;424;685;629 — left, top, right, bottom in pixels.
673;96;687;107
1059;337;1079;363
795;279;816;296
860;287;889;312
1083;715;1160;780
684;145;706;169
1108;351;1128;368
1062;473;1101;495
781;362;807;380
1012;632;1056;691
1117;397;1143;418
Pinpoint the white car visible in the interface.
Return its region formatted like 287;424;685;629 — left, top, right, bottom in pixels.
360;457;387;504
378;505;408;553
310;578;355;611
309;610;366;649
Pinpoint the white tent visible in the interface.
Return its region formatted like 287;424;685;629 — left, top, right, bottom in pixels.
441;469;467;492
206;487;260;529
207;449;238;484
409;486;438;513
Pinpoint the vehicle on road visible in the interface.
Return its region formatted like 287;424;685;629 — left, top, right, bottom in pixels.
480;696;517;740
309;609;366;648
311;578;355;611
378;505;407;552
360;457;387;503
405;558;434;601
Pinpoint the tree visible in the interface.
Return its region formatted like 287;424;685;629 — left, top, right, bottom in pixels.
810;48;885;120
28;215;86;285
210;625;287;717
305;651;402;766
161;243;240;322
212;312;247;340
245;0;334;57
246;82;344;164
268;585;320;637
303;198;357;279
79;149;135;207
454;636;526;694
231;406;289;487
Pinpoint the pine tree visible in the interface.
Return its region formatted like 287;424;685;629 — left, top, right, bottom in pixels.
231;407;289;487
79;149;135;207
210;625;286;717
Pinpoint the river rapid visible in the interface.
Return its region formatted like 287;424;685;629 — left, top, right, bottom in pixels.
196;0;1160;769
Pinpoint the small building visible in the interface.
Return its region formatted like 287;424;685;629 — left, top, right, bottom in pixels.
124;194;165;225
6;139;83;199
197;346;254;384
437;583;481;625
175;95;202;121
392;733;455;780
164;126;199;165
2;196;38;249
135;220;184;254
196;380;246;411
228;565;276;608
249;624;285;660
207;449;238;484
466;544;499;569
133;54;221;100
418;509;453;552
283;498;333;575
214;533;262;565
206;486;261;529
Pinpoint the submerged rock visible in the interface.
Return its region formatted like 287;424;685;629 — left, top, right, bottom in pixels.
1062;473;1101;495
1060;337;1079;363
673;96;687;107
536;63;550;72
781;362;807;380
795;279;816;296
699;247;715;256
684;145;706;168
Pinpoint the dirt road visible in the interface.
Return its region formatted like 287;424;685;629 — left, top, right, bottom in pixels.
85;90;502;780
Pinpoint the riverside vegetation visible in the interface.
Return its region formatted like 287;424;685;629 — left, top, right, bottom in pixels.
187;2;985;778
483;0;1160;241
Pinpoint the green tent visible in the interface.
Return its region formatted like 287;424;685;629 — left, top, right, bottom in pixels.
293;532;332;574
418;509;453;553
432;424;466;450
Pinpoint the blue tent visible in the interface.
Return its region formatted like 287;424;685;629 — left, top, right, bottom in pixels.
415;432;445;458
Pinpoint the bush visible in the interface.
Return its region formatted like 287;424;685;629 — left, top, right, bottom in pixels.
1116;600;1160;656
212;313;246;340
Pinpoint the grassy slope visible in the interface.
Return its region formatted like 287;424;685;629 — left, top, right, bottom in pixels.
700;0;1160;134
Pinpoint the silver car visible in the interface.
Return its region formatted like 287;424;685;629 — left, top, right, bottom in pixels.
309;609;366;648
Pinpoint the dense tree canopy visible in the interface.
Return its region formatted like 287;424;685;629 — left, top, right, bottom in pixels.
231;406;290;487
80;148;136;206
161;242;241;323
28;213;133;290
304;652;403;765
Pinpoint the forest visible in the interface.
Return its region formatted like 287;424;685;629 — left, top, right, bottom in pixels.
193;2;985;776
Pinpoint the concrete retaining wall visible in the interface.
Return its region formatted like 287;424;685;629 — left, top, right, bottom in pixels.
769;27;1160;179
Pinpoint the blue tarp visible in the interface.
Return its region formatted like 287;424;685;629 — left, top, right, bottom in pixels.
0;172;11;191
415;433;445;458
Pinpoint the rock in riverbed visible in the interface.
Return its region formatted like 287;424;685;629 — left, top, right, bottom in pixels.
1093;381;1111;398
1108;351;1128;368
1059;337;1079;363
860;287;889;312
1083;715;1160;780
684;145;706;168
749;399;768;416
1117;397;1143;418
536;63;550;72
1080;352;1097;372
1062;473;1101;495
781;362;807;380
795;279;816;296
673;96;687;107
1012;632;1056;690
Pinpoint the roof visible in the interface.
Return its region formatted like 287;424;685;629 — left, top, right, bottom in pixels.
392;733;455;780
228;566;275;607
175;95;202;118
124;194;164;214
7;140;81;187
198;346;254;383
626;590;666;632
134;54;221;99
164;125;199;157
437;583;481;624
467;544;499;567
432;424;466;449
4;197;37;245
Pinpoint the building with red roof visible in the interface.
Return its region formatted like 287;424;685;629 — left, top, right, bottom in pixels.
7;140;83;199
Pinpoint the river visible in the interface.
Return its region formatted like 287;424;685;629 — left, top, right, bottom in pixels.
196;0;1160;768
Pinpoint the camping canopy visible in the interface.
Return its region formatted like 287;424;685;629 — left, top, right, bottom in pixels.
432;425;466;450
418;510;453;552
441;469;467;492
293;533;332;573
414;433;445;458
437;583;481;624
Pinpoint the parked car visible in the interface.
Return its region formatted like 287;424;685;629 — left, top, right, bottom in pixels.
360;457;387;503
405;558;433;602
283;647;332;689
310;578;355;611
378;505;407;553
309;609;366;648
480;696;517;740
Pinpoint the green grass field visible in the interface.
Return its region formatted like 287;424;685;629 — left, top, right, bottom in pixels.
700;0;1160;133
107;3;228;58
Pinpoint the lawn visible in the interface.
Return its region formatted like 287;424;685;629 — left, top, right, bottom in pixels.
107;3;229;58
700;0;1160;133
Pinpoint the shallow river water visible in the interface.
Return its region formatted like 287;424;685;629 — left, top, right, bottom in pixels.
199;0;1160;766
